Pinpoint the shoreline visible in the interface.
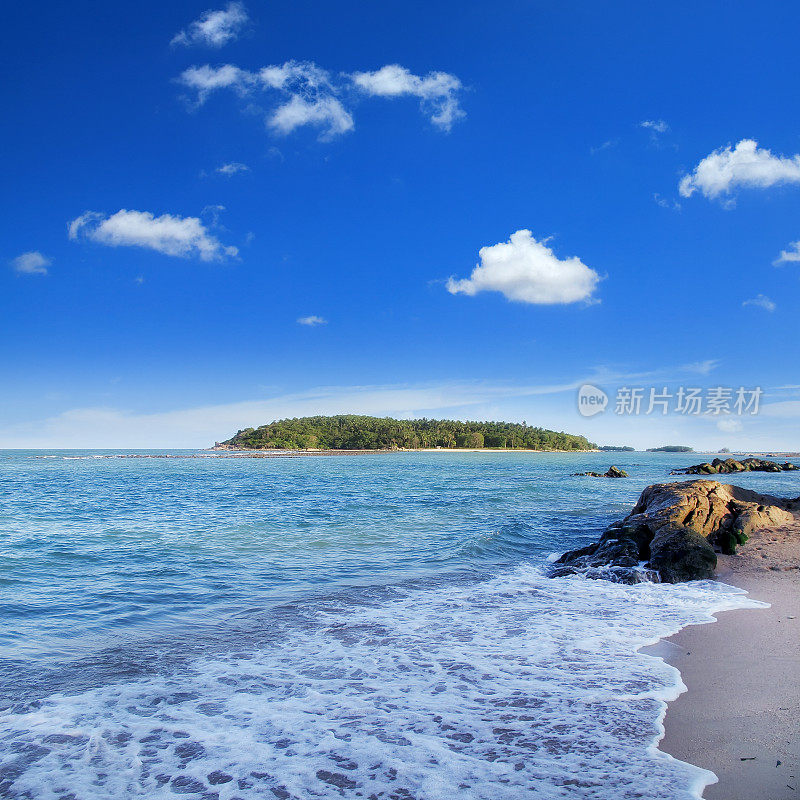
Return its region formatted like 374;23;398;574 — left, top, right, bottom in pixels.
647;521;800;799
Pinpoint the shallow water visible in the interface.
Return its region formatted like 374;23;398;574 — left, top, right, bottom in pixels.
0;450;795;798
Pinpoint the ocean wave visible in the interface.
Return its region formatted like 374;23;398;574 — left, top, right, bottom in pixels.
459;521;539;558
0;565;762;800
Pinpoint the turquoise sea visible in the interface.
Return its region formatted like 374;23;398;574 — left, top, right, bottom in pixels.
1;450;797;799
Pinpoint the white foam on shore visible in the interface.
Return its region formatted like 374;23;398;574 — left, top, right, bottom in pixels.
0;566;763;800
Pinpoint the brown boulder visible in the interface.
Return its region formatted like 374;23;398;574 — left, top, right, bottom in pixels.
553;479;797;583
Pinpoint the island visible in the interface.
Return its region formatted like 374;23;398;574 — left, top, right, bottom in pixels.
646;445;694;453
214;415;596;451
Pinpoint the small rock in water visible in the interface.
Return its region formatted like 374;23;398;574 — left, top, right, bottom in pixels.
572;465;628;478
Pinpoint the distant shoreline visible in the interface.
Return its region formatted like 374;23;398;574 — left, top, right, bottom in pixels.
22;448;799;458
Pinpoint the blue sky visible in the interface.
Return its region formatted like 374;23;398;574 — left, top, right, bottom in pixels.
2;0;800;449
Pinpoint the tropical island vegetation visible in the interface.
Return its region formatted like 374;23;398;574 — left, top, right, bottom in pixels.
215;415;596;451
646;445;694;453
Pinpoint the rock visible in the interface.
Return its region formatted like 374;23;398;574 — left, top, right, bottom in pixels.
648;527;717;583
573;466;628;478
552;480;797;583
672;457;798;475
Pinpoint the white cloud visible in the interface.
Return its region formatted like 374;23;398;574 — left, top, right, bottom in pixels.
178;60;352;138
178;64;249;103
258;61;333;92
653;193;681;211
679;139;800;199
717;416;743;433
742;294;776;312
216;162;249;176
640;119;669;134
171;2;249;48
774;241;800;265
11;251;50;275
682;359;719;375
351;64;465;131
761;400;800;418
590;139;617;155
68;209;238;261
446;229;601;305
297;315;327;326
270;95;354;138
178;60;464;138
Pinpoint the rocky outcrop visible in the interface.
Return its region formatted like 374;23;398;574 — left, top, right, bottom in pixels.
672;457;798;475
573;466;628;478
551;480;798;583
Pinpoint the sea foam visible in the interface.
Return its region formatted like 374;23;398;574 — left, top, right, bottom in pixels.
0;564;762;800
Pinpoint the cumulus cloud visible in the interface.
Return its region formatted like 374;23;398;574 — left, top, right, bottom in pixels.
270;95;354;137
68;209;238;261
297;315;327;326
742;294;776;312
178;60;463;138
11;251;50;275
178;60;353;138
171;2;249;48
774;241;800;265
257;61;333;92
679;139;800;199
350;64;465;131
640;119;669;134
216;161;249;176
178;64;249;103
446;230;601;305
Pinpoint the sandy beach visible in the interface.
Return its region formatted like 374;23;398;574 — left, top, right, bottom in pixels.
652;519;800;799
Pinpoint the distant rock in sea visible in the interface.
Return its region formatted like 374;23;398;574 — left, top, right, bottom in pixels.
573;466;628;478
551;480;798;583
672;457;798;475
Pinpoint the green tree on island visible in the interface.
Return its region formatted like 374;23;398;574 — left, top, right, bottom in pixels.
217;415;595;451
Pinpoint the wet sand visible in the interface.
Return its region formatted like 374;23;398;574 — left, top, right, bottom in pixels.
653;521;800;799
